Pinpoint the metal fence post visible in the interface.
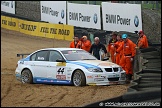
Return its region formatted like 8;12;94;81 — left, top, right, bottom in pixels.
156;1;159;10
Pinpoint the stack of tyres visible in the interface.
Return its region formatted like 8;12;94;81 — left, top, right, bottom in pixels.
83;36;161;107
126;45;161;103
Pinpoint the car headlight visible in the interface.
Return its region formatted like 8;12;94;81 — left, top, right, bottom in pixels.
87;68;103;72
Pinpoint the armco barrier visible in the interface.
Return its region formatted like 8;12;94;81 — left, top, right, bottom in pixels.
1;11;44;23
1;15;74;41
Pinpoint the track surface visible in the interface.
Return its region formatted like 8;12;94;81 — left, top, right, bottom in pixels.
1;28;128;107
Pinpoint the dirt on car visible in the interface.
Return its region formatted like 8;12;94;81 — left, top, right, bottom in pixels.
1;28;129;107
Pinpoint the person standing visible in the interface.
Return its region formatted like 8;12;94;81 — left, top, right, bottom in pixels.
115;34;136;83
70;35;81;48
79;35;91;52
107;31;117;63
89;37;107;60
137;30;149;49
114;34;123;65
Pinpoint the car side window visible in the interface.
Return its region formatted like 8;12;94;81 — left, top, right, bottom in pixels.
31;53;36;61
49;51;63;62
35;50;49;61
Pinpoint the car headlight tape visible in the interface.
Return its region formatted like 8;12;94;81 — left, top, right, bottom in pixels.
87;68;103;72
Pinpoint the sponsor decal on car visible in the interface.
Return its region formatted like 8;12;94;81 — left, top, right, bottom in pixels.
67;73;71;75
56;75;66;80
50;80;54;82
67;76;71;79
95;75;106;78
38;56;44;60
19;61;24;64
87;76;93;78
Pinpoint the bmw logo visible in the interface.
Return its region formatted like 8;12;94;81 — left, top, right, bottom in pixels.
93;13;97;24
61;10;64;19
134;15;139;27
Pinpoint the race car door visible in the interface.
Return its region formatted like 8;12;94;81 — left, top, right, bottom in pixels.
47;50;67;81
29;50;50;79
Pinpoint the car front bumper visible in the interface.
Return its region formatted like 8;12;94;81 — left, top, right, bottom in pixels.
86;72;126;86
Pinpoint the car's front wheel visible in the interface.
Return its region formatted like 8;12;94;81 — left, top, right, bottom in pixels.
21;69;33;84
72;70;86;86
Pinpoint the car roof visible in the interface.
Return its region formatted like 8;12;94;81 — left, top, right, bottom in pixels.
38;48;83;51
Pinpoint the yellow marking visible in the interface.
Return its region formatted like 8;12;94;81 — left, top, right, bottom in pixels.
57;62;66;66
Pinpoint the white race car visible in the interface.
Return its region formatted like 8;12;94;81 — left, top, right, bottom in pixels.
15;48;126;86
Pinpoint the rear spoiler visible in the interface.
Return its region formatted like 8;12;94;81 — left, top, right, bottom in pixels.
17;53;30;59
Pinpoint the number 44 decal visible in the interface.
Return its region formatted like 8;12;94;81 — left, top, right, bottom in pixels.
57;68;64;74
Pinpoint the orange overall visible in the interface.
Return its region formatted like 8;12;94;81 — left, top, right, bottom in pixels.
80;40;91;52
114;40;123;65
116;39;136;75
137;35;149;48
70;41;82;48
107;39;117;63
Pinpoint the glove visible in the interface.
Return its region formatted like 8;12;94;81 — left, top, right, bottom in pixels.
114;52;117;56
135;46;139;49
130;58;133;62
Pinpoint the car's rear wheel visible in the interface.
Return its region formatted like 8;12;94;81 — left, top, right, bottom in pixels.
21;69;33;84
72;70;86;86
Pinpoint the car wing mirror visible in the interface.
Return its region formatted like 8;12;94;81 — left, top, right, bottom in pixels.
56;59;66;62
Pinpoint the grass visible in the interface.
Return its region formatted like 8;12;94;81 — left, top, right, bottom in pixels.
68;1;103;5
141;3;161;10
142;3;161;15
68;1;161;14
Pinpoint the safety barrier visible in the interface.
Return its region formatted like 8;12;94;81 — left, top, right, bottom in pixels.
1;15;74;41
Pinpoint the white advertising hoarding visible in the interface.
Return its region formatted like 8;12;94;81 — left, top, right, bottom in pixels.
102;2;142;33
67;3;101;29
40;1;66;24
1;1;15;14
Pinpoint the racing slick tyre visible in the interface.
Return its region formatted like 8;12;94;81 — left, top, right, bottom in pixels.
72;70;86;86
21;69;33;84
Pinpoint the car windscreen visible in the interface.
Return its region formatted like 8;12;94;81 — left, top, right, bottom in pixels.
61;50;97;61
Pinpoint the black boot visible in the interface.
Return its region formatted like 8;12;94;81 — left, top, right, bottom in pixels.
126;74;130;84
129;74;133;80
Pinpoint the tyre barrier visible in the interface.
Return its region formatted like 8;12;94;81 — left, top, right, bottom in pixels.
84;88;161;107
83;44;161;107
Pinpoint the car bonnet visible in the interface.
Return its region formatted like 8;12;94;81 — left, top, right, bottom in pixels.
66;60;118;69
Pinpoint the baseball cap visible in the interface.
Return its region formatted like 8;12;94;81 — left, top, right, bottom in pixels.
138;30;144;34
122;34;128;39
110;31;117;36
